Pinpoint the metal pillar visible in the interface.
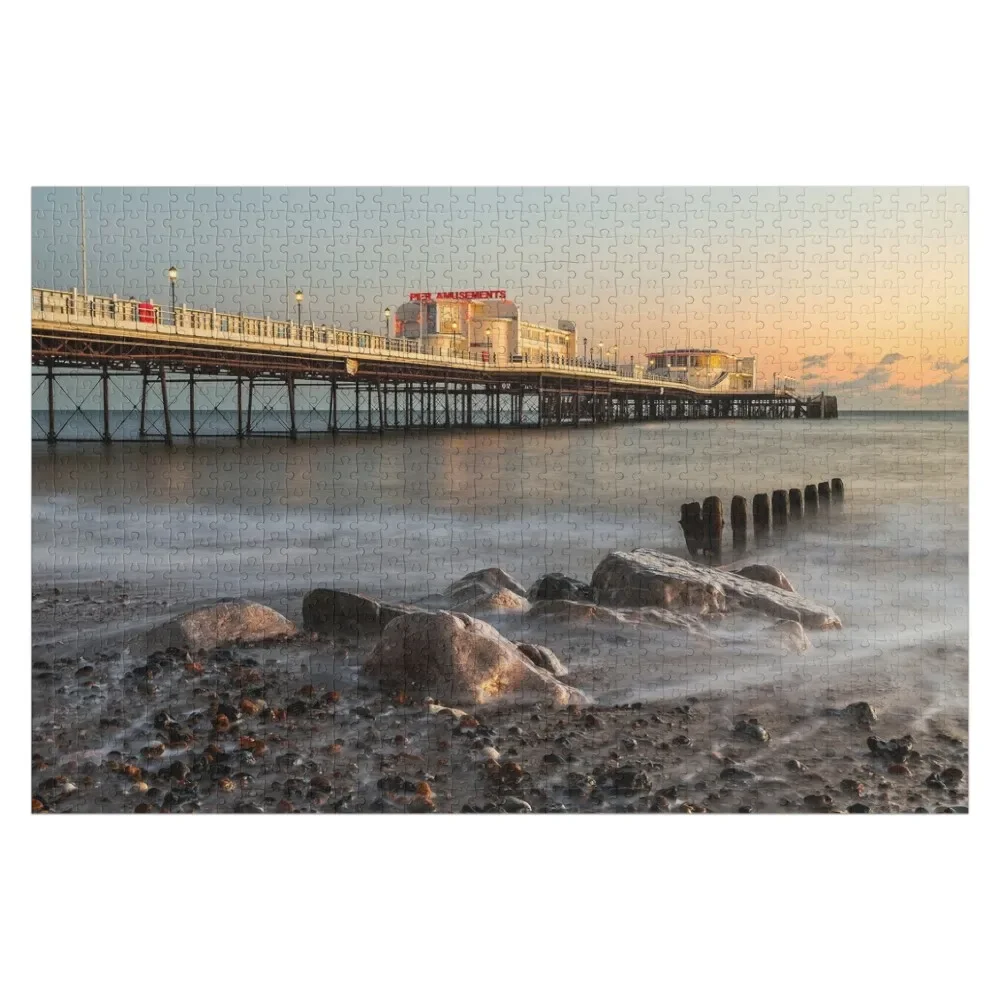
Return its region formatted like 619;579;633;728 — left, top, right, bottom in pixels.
188;372;196;438
159;365;173;445
236;376;244;438
46;362;56;444
246;376;254;436
101;364;111;443
376;378;385;433
329;379;338;433
287;376;297;439
139;369;148;438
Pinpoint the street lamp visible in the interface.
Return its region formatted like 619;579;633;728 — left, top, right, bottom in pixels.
583;337;588;363
599;342;605;365
167;265;178;321
384;307;391;338
295;289;303;329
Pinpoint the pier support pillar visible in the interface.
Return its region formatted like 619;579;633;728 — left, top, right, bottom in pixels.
101;364;111;443
139;369;148;439
46;362;56;444
246;376;254;436
188;372;196;439
159;365;173;445
236;376;244;438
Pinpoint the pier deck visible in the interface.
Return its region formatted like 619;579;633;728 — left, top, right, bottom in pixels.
31;288;837;443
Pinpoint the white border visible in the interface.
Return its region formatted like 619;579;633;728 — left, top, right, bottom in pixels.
3;2;993;997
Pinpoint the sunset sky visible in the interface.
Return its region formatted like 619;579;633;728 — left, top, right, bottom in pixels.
32;186;968;409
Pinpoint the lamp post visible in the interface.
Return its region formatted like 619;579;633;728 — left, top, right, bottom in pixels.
167;265;177;321
583;337;588;363
384;307;391;338
295;289;303;329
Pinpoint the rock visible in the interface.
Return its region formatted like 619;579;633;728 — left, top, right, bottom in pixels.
590;549;841;629
362;611;589;707
526;599;626;625
516;643;569;677
302;589;398;636
445;568;527;601
734;719;770;742
847;803;871;813
452;588;531;614
527;573;595;602
765;619;811;653
145;600;296;652
826;701;879;725
736;564;795;592
868;734;914;761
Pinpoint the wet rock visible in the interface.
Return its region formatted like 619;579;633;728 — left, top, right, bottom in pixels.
499;796;533;813
940;766;964;785
145;600;296;652
720;767;755;781
302;589;385;636
590;549;841;629
608;766;652;795
452;588;531;614
526;599;625;626
445;568;527;602
527;573;595;602
736;564;795;592
847;803;871;813
803;793;834;811
868;734;914;762
840;779;864;796
583;713;605;730
765;619;811;653
363;611;588;707
786;759;804;772
888;763;912;776
826;702;879;725
734;719;770;743
515;643;569;677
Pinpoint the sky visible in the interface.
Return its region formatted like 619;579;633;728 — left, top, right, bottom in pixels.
31;186;968;409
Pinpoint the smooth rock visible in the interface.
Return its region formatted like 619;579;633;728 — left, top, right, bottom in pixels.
452;587;531;614
445;568;527;599
362;611;589;707
766;619;812;653
590;549;841;629
516;642;569;677
737;564;795;592
527;573;595;602
145;600;296;652
302;589;385;635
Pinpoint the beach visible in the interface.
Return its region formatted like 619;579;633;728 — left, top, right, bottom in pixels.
31;412;968;813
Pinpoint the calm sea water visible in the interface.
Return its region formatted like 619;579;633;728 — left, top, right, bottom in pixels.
32;412;968;710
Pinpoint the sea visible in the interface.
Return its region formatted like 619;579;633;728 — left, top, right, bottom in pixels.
31;411;968;715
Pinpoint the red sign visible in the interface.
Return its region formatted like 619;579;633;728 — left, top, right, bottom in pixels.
409;290;506;302
137;301;156;323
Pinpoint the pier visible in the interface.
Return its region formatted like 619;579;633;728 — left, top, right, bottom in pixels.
31;288;838;443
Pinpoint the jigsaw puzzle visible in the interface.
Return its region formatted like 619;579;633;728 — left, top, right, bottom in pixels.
30;187;969;814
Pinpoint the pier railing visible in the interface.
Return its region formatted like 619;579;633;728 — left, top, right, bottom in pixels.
32;287;791;397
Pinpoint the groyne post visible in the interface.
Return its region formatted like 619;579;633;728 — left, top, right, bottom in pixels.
772;489;788;530
679;502;704;557
752;493;771;540
702;496;725;563
804;484;818;514
818;481;831;506
731;495;748;552
789;488;803;520
831;478;844;502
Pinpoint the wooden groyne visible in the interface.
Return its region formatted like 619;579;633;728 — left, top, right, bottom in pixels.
679;479;846;562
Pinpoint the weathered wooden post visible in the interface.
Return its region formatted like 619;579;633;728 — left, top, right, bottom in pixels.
731;495;748;552
818;481;831;505
702;496;725;563
831;478;845;502
772;489;789;530
752;493;771;540
679;502;704;557
789;488;803;520
804;484;819;514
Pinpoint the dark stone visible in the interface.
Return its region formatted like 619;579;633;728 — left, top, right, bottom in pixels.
527;573;594;602
847;803;871;813
302;588;385;636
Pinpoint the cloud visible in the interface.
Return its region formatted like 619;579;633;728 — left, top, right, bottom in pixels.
933;359;964;372
960;356;968;365
800;372;820;381
831;366;893;390
801;352;834;367
879;353;908;365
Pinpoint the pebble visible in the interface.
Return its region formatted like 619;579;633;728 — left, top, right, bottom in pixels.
720;767;755;781
734;719;770;742
840;779;864;796
888;764;912;776
847;803;871;813
583;713;605;730
785;759;804;772
500;796;532;813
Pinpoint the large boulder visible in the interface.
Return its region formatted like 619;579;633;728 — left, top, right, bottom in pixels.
737;564;795;592
526;599;625;626
452;588;531;614
302;589;410;635
445;568;527;602
527;573;594;602
591;550;840;629
146;600;296;651
516;642;569;677
765;619;812;653
362;611;588;706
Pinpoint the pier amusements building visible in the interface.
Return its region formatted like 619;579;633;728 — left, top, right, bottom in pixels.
646;348;757;391
395;290;577;363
